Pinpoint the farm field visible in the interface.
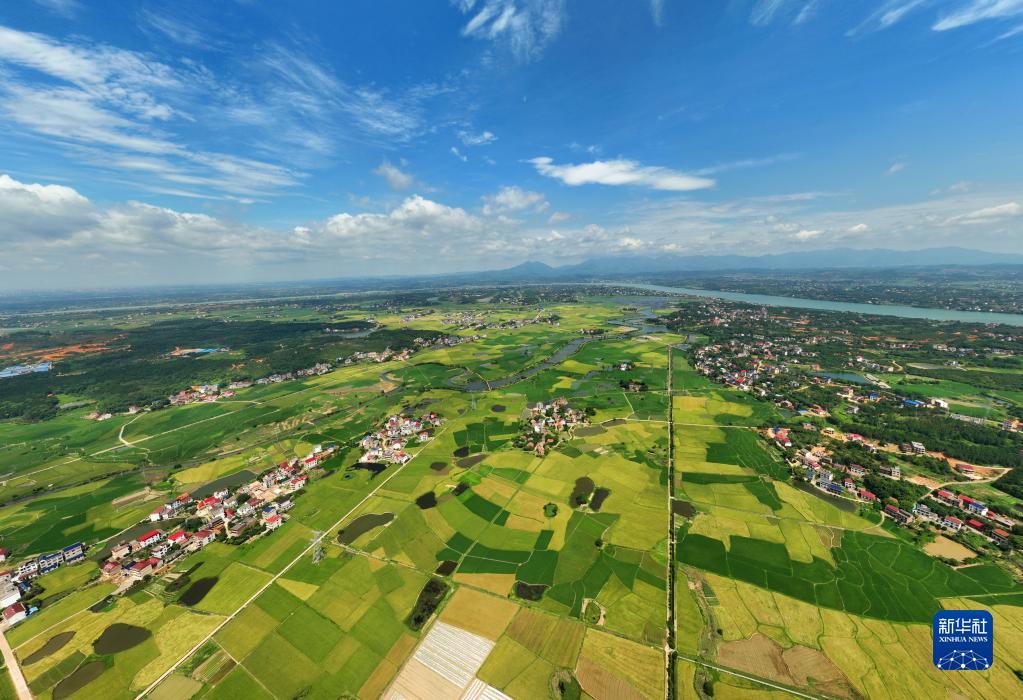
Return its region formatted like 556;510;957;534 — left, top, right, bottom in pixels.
139;317;677;699
5;291;1023;700
670;358;1023;698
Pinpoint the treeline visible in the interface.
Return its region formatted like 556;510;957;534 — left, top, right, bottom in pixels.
845;410;1023;468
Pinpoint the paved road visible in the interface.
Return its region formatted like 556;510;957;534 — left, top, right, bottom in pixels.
0;627;32;700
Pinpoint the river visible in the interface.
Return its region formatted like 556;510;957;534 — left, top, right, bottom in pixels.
619;283;1023;327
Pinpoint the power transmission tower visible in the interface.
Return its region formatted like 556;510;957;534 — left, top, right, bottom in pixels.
311;530;324;564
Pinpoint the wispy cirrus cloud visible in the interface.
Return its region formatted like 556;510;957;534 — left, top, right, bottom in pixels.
933;0;1023;31
453;0;566;62
848;0;928;35
31;0;81;17
695;153;798;176
138;9;211;48
529;157;715;192
0;24;449;198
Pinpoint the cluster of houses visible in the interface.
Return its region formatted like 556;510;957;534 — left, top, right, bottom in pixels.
359;413;443;464
918;489;1017;545
0;543;86;627
439;310;558;331
95;445;334;588
521;399;586;456
165;363;333;407
792;447;1017;550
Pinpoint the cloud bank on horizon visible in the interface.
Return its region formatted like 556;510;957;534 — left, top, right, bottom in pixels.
0;0;1021;289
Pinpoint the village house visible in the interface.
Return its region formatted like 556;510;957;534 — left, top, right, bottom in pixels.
0;579;20;608
884;504;913;525
62;542;86;565
265;514;283;531
943;515;964;531
0;547;9;563
879;464;901;479
193;530;216;547
110;542;134;560
137;529;164;549
168;531;190;547
38;552;63;575
935;489;958;506
858;488;877;502
992;529;1011;546
228;519;254;538
129;557;162;580
3;602;26;626
959;496;989;517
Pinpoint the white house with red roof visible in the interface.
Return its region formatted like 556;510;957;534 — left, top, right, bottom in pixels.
264;514;282;531
137;529;164;548
3;602;26;626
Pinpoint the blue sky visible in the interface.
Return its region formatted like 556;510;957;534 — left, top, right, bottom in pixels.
1;0;1022;289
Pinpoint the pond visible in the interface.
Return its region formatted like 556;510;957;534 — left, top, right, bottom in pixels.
590;488;611;511
456;453;487;468
571;477;595;506
415;492;438;509
22;631;76;665
337;513;394;545
53;660;106;700
179;577;219;606
672;500;697;518
435;560;457;576
93;623;152;654
347;462;386;478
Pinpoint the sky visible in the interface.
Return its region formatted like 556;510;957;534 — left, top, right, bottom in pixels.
1;0;1022;290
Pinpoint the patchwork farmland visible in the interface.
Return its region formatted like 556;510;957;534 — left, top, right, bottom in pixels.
4;293;1023;700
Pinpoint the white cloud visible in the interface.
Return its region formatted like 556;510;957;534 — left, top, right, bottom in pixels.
453;0;566;62
31;0;80;17
650;0;665;26
482;186;547;215
695;152;798;176
793;229;823;240
848;1;927;34
751;0;789;26
373;160;415;190
138;10;210;48
0;173;95;239
848;223;870;233
548;211;570;223
450;146;468;162
886;160;908;175
459;130;497;146
945;201;1021;224
933;0;1023;31
529;156;715;192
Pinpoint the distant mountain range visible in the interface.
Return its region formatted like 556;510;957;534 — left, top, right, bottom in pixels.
472;247;1023;281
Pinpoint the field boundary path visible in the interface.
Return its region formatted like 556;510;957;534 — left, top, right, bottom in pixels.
665;344;677;700
0;627;32;700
